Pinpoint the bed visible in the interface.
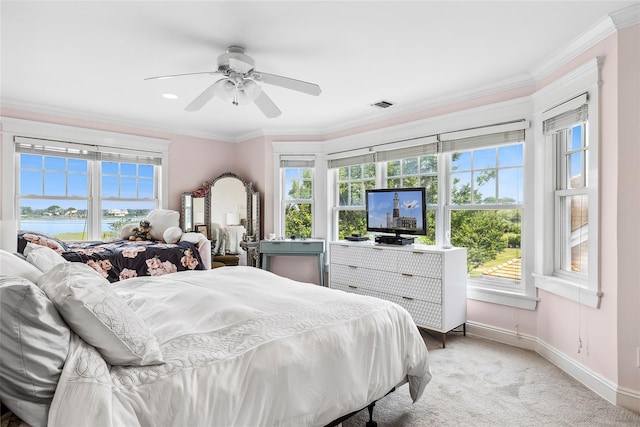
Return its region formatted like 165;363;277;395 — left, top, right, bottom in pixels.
0;248;431;427
16;210;212;283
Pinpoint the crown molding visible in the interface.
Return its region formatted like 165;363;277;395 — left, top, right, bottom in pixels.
0;99;235;142
531;3;639;81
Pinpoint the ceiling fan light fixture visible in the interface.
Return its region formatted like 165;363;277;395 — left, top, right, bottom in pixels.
212;78;237;98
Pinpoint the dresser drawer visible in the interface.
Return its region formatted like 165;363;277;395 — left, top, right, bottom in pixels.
331;264;442;303
330;244;361;266
332;283;442;331
396;251;442;278
260;241;292;253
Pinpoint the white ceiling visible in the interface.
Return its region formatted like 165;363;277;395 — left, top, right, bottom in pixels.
1;1;637;142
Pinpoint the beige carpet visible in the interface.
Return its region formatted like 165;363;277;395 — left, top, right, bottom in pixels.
344;332;640;427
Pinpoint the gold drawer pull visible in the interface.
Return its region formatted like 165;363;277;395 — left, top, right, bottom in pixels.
412;251;423;255
401;273;413;277
348;265;358;269
348;285;358;289
402;296;414;301
373;247;383;251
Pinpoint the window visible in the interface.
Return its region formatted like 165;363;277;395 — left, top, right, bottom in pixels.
535;88;600;308
15;136;162;241
281;157;315;239
529;60;602;309
447;143;524;286
336;163;376;239
554;123;588;275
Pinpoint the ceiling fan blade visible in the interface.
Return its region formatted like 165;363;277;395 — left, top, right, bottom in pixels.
254;91;282;118
253;71;321;96
144;71;220;81
184;81;220;112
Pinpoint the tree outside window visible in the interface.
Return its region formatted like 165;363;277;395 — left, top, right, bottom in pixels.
284;167;313;238
448;145;523;283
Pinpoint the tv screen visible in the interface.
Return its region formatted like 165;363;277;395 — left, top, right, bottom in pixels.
366;188;427;236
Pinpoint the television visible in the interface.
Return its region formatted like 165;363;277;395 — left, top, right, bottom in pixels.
366;187;427;245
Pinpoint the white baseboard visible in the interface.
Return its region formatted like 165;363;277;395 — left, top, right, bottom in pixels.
466;321;640;414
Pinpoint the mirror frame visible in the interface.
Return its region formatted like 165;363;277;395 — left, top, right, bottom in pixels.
181;172;260;242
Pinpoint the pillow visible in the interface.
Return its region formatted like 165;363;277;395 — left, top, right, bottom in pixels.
25;243;67;273
163;226;183;244
0;276;71;427
145;209;180;241
17;230;67;254
37;263;164;367
120;223;137;240
180;231;208;245
0;250;42;283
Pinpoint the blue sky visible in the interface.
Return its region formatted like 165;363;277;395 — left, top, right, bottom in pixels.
20;155;154;210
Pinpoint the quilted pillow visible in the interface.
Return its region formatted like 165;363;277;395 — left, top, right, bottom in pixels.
37;262;164;367
0;276;71;427
25;243;67;273
0;249;43;283
145;209;180;241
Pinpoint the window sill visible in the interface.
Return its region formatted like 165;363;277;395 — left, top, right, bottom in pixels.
532;272;601;308
467;285;539;310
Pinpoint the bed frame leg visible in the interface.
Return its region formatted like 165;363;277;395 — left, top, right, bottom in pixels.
365;401;377;427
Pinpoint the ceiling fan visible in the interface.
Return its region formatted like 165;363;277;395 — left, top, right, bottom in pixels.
145;46;321;118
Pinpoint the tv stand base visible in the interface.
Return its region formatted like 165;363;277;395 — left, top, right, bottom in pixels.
374;235;414;245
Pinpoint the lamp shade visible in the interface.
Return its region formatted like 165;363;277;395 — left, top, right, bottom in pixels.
226;212;240;226
212;78;237;98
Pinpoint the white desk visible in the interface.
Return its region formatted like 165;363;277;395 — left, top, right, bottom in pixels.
260;239;326;286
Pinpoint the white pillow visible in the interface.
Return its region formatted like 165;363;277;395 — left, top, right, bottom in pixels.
180;231;208;245
25;243;67;273
0;276;70;427
37;262;164;367
145;209;180;241
163;226;183;244
0;249;42;282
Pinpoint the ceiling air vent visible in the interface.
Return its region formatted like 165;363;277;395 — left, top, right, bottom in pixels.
371;100;394;109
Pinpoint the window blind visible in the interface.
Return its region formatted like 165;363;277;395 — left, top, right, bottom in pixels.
14;136;163;165
280;155;315;168
440;129;525;153
327;122;527;167
376;141;439;162
542;94;588;134
327;152;376;169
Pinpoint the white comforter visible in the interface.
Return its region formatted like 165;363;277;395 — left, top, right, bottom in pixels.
48;267;431;427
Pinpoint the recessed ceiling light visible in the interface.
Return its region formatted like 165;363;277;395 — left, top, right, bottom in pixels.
162;93;179;100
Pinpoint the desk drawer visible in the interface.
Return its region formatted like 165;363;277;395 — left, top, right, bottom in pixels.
260;241;292;253
294;241;324;253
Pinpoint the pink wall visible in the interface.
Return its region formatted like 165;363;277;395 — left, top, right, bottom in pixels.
616;24;640;393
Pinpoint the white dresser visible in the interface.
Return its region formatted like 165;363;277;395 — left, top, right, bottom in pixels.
329;241;467;346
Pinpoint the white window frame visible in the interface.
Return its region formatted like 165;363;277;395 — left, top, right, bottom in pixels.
531;58;602;308
271;144;326;240
1;118;170;240
281;162;314;238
